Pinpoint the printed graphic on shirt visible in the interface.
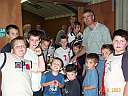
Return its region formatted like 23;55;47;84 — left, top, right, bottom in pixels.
15;61;31;71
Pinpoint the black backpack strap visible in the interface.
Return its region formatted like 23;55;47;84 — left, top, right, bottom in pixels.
0;53;6;70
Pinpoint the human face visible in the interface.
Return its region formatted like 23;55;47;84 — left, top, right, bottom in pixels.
60;39;67;48
86;59;97;70
101;48;111;60
66;71;76;81
27;36;40;50
51;59;62;72
73;46;80;55
83;12;94;26
12;40;26;58
73;25;80;34
112;36;127;54
41;41;50;50
8;28;19;40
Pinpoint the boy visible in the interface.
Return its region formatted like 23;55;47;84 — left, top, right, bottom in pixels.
54;35;73;67
82;53;99;96
100;44;113;96
104;29;128;96
0;36;36;96
1;24;19;53
72;42;86;86
64;64;80;96
67;21;83;47
41;57;64;96
24;30;45;96
40;38;51;63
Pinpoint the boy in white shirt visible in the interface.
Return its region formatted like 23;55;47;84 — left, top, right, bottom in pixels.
0;36;39;96
24;30;45;96
54;35;73;67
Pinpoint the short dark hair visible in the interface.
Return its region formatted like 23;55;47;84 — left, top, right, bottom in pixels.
6;24;19;35
74;21;81;26
40;37;51;44
87;53;99;63
73;42;81;49
65;64;77;73
10;36;26;49
83;9;95;21
27;30;41;40
60;35;68;40
101;44;114;53
53;57;64;68
112;29;128;41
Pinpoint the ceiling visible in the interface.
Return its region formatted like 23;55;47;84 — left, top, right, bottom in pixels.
22;0;106;20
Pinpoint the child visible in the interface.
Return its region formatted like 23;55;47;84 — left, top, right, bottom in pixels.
40;38;51;63
82;53;99;96
0;36;38;96
64;64;80;96
72;42;86;86
67;21;83;47
24;30;45;96
104;29;128;96
100;44;113;96
1;24;19;53
54;35;73;67
41;57;64;96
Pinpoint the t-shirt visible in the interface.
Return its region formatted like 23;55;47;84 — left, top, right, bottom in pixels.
104;53;126;96
41;71;64;96
64;79;80;96
0;53;33;96
24;48;42;92
82;22;112;54
54;47;73;67
82;68;98;96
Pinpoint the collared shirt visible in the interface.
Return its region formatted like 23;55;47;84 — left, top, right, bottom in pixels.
82;22;112;54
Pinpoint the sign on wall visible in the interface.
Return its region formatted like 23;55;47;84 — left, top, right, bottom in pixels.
0;28;6;37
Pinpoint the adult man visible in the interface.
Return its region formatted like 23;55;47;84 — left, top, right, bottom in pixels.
72;9;112;59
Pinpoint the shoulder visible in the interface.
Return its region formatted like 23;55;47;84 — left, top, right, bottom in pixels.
1;43;11;53
97;22;109;31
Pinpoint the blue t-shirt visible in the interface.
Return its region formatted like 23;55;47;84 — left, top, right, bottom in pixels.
82;68;98;96
41;71;64;96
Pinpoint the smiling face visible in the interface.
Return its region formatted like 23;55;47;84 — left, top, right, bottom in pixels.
51;59;62;72
12;40;26;58
112;36;128;54
101;48;111;60
59;38;68;48
27;35;40;50
83;12;94;26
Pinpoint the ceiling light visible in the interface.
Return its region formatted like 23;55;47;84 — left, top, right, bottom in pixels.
21;0;28;3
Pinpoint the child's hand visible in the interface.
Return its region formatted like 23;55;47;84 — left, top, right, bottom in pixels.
54;80;60;87
34;47;42;55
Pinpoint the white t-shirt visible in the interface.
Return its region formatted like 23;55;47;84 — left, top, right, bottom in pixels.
104;53;125;96
54;47;73;67
0;53;33;96
24;48;42;92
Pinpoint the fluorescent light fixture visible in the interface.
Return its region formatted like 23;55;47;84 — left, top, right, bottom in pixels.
21;0;28;3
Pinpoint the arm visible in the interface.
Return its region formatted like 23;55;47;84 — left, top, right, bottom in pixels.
37;55;45;72
124;81;128;96
83;85;96;90
71;46;86;62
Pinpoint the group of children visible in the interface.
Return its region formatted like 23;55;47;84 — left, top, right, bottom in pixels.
0;23;128;96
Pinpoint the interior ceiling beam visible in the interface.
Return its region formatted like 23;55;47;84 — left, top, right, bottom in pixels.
31;0;88;7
